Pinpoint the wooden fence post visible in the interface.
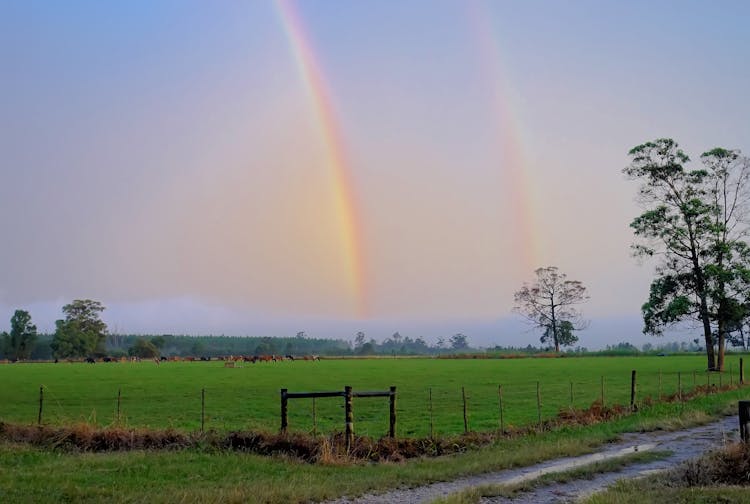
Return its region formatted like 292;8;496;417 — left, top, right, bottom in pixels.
536;381;542;428
280;388;288;434
658;370;662;401
389;386;397;438
630;370;637;411
38;385;43;426
569;381;574;408
312;397;317;436
740;400;750;443
429;387;434;439
706;371;710;395
462;386;469;433
345;386;353;451
498;385;504;432
741;358;745;385
201;388;205;433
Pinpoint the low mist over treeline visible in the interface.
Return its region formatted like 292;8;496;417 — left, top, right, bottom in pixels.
2;296;748;361
2;330;741;362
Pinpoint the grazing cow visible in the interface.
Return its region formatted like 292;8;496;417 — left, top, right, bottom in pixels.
184;356;196;362
200;356;209;361
103;357;112;363
85;357;96;364
160;356;167;361
285;355;295;361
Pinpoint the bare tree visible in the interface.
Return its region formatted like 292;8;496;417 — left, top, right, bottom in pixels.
513;267;589;352
353;331;365;350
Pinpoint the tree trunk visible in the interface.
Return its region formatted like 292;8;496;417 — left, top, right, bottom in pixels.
550;296;559;352
694;265;716;371
701;311;716;371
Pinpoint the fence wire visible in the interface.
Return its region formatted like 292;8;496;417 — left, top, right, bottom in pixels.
1;358;745;438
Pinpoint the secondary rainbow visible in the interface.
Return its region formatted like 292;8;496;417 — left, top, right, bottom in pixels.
274;0;369;317
468;2;542;272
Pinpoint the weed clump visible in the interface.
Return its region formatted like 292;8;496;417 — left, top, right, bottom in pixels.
668;442;750;487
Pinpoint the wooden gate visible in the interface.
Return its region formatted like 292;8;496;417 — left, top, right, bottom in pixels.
280;385;396;450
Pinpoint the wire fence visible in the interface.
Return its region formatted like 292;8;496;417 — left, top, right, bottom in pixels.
4;360;747;438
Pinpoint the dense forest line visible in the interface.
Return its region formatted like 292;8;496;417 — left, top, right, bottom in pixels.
2;331;735;361
2;299;745;361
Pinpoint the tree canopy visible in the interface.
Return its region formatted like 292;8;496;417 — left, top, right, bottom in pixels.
1;310;37;361
624;139;750;370
513;266;589;352
449;333;469;350
50;299;108;359
128;337;160;358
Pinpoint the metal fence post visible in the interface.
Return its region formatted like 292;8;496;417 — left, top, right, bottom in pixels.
740;400;750;443
389;386;396;438
280;388;288;433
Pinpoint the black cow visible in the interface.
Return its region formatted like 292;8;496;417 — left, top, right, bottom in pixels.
85;357;96;364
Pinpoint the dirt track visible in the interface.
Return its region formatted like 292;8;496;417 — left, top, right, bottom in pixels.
326;415;739;504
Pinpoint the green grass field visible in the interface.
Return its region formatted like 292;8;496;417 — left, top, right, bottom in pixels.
0;394;747;503
1;354;749;503
0;354;745;437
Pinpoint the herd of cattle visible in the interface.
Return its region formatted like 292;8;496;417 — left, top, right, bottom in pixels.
0;355;322;364
77;354;322;364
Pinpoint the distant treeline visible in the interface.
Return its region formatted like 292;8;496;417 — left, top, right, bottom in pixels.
13;334;351;360
7;334;738;361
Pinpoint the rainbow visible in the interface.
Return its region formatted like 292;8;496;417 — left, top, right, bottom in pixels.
467;2;542;272
274;0;369;317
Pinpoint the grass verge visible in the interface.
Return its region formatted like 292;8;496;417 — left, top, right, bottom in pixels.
0;388;746;503
583;442;750;504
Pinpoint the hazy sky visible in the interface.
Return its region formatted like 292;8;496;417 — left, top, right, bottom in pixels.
2;1;749;346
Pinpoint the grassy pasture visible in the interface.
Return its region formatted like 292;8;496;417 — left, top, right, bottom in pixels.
0;355;745;437
1;393;748;503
